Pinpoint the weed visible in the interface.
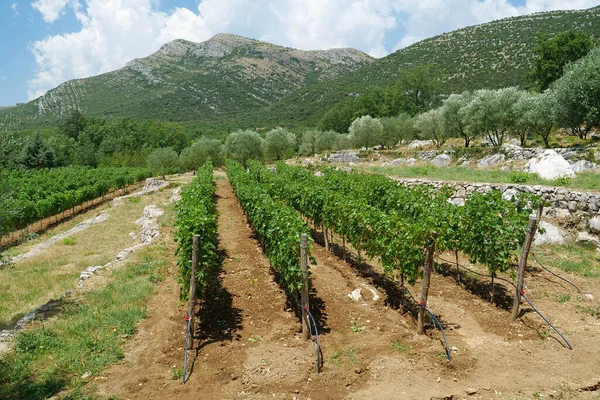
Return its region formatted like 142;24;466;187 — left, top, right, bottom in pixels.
328;351;342;365
392;339;411;353
350;323;366;332
555;294;571;304
539;329;549;339
170;367;184;380
575;304;600;317
552;176;571;186
63;237;77;246
509;171;533;183
247;334;263;342
343;345;357;364
128;197;141;204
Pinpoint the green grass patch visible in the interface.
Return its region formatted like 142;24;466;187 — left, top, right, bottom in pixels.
532;243;600;278
361;165;600;192
0;257;165;400
63;237;77;246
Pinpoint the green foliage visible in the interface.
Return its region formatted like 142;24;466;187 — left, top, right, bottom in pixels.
298;130;316;156
146;147;179;177
380;114;412;148
264;127;296;161
314;130;339;153
0;166;151;234
63;237;77;246
224;130;264;167
516;91;555;148
414;108;447;148
179;138;224;171
0;130;23;169
530;29;595;91
227;160;311;296
59;110;87;140
509;171;534;183
174;162;218;300
349;115;383;149
552;46;600;139
20;133;56;170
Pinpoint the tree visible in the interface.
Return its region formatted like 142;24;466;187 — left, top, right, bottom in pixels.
0;130;22;169
147;147;179;177
380;114;411;149
440;92;477;147
264;127;296;161
47;133;76;166
463;88;520;146
315;130;338;153
180;138;224;171
552;46;600;139
298;130;316;156
333;134;353;151
530;29;595;91
414;108;447;148
59;109;87;140
224;129;264;167
391;65;441;114
522;91;556;148
349;115;383;149
20;133;56;170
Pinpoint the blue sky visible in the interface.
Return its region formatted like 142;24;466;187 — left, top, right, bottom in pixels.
0;0;598;106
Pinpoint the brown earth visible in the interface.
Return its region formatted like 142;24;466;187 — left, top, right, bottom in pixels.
95;177;600;400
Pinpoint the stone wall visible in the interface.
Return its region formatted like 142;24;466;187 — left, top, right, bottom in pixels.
390;177;600;235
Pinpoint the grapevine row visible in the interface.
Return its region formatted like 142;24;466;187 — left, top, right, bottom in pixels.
0;166;151;235
226;160;310;296
174;162;219;300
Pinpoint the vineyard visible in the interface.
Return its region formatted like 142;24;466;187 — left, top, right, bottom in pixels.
0;166;151;240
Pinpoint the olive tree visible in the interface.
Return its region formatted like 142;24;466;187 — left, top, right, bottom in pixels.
441;92;477;147
524;91;556;148
264;127;296;161
298;130;316;156
414;108;447;148
380;114;412;148
315;130;338;153
147;147;179;177
349;115;383;149
224;129;264;167
552;46;600;139
180;138;224;171
463;88;520;146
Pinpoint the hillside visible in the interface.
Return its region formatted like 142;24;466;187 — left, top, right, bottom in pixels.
1;33;372;129
1;6;600;131
265;6;600;126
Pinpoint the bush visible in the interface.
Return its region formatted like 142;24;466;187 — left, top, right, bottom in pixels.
147;147;179;177
224;130;264;167
349;115;383;149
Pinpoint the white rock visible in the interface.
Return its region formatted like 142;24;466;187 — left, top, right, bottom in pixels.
588;216;600;234
576;232;600;247
584;293;595;301
534;221;565;246
524;150;575;180
382;158;405;167
502;188;518;201
348;288;362;302
408;140;433;149
431;154;451;167
477;154;506;168
555;209;571;218
571;160;597;173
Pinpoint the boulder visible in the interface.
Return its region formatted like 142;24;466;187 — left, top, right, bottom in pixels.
382;158;405;167
408;140;433;149
477;154;506;168
502;188;518;201
571;160;597;173
328;151;361;163
430;154;451;167
524;150;575;180
576;232;600;247
533;221;566;246
588;216;600;234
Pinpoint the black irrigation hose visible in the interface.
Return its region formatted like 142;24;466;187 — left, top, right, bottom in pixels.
521;292;573;350
435;255;573;350
305;306;322;373
401;287;451;361
530;252;582;293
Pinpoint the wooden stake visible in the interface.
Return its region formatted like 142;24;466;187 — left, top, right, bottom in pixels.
323;226;329;250
342;234;346;261
187;235;200;347
300;233;310;341
511;215;539;320
418;233;437;335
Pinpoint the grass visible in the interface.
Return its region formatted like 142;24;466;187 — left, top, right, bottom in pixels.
0;255;166;399
360;165;600;192
391;339;411;353
532;243;600;278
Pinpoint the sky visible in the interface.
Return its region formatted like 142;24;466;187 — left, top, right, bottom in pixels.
0;0;598;106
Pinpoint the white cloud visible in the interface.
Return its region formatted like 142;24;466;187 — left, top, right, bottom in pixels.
0;76;7;80
26;0;600;100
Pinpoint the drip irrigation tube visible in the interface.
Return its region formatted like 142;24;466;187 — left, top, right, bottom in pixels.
531;252;582;293
435;255;573;350
305;306;322;373
402;288;451;361
183;316;190;384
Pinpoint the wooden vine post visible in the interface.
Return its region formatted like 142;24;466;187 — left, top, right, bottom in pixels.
323;226;329;250
511;204;543;320
300;233;310;341
187;234;200;347
418;232;437;335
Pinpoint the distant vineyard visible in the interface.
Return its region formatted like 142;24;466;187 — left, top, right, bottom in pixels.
0;166;151;236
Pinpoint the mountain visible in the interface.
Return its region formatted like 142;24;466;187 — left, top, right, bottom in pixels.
2;33;373;130
1;6;600;131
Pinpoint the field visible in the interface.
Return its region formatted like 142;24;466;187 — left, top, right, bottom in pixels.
1;167;599;400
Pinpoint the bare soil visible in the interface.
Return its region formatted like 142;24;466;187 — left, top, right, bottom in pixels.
95;177;600;400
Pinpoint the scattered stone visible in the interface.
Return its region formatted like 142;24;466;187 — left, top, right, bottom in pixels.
451;346;459;352
328;151;361;163
348;289;362;302
170;186;182;203
571;160;597;173
589;216;600;234
534;221;565;246
502;188;518;201
576;232;600;247
81;372;91;379
466;388;478;395
584;293;594;301
408;140;433;149
524;150;575;180
382;158;405;167
431;154;451;167
477;153;505;168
